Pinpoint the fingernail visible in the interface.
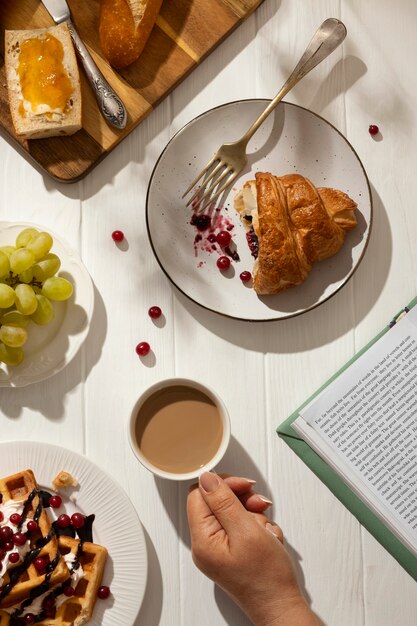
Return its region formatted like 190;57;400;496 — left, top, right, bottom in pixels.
199;471;221;493
258;495;273;505
239;477;256;485
265;522;277;536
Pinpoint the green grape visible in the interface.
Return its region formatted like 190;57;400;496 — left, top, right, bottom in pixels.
0;246;16;258
16;228;39;248
19;268;33;284
0;342;24;366
0;284;16;309
32;253;61;281
15;284;38;315
31;294;54;325
0;324;27;348
0;311;30;327
41;277;73;301
26;232;53;261
0;251;10;279
10;248;36;274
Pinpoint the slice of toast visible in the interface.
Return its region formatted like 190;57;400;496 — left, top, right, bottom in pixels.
5;23;82;140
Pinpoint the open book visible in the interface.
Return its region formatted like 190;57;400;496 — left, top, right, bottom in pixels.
278;300;417;576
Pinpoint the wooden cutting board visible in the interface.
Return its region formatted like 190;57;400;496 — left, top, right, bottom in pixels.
0;0;265;182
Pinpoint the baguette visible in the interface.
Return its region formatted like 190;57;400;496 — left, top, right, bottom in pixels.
5;23;82;140
99;0;163;69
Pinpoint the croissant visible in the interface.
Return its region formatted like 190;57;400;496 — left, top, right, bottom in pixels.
234;173;357;295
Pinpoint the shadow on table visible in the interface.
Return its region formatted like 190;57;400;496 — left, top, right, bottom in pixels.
134;525;163;626
273;53;367;122
174;184;391;354
0;283;107;420
153;435;273;624
154;435;273;549
154;435;323;625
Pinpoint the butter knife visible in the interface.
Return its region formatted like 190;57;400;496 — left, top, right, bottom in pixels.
41;0;127;130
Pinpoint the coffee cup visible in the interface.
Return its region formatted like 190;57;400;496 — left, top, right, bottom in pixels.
128;378;230;480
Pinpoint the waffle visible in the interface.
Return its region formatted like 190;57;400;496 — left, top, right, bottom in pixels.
0;536;108;626
0;470;68;610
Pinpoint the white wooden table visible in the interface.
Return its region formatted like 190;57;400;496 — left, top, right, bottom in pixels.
1;1;417;624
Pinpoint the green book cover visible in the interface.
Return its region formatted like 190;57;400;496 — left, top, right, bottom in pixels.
277;295;417;582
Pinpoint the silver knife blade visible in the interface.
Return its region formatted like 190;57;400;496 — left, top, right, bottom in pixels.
41;0;70;24
40;0;127;129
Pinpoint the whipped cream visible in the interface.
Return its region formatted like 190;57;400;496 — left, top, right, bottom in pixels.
3;587;48;617
0;500;30;587
0;499;25;527
55;551;85;610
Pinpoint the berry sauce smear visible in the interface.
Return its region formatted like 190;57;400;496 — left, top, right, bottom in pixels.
190;205;239;262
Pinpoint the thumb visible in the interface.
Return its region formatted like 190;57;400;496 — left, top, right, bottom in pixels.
199;471;248;534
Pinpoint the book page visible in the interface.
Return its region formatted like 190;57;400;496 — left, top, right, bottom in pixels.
298;306;417;553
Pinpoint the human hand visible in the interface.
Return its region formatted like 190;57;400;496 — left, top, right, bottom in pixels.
187;472;317;626
220;475;274;514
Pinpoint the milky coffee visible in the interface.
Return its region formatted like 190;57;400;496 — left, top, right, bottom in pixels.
134;385;223;474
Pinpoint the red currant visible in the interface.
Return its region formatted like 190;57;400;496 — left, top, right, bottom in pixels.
0;550;6;561
13;533;27;547
112;230;124;242
24;615;35;625
57;514;71;528
8;552;20;564
71;513;85;529
97;585;110;599
217;256;231;271
27;520;38;533
4;541;14;551
0;526;13;542
148;306;162;319
9;513;21;526
48;495;62;509
0;512;3;522
136;342;150;356
239;271;252;282
34;556;48;574
368;124;379;135
63;585;75;597
216;231;232;247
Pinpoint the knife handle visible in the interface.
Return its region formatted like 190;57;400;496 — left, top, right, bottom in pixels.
66;19;127;130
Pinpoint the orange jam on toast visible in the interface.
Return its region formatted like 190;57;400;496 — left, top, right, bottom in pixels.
17;34;73;115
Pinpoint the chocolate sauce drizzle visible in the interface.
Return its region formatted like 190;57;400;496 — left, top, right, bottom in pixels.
2;489;95;625
0;489;58;603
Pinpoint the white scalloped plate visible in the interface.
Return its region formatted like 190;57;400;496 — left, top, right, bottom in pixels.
0;441;147;626
147;100;372;321
0;222;94;387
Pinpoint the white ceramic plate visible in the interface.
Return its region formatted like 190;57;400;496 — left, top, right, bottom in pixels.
0;221;94;386
0;441;147;626
147;100;372;321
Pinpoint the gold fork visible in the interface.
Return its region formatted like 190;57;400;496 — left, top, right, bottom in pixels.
183;18;347;211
